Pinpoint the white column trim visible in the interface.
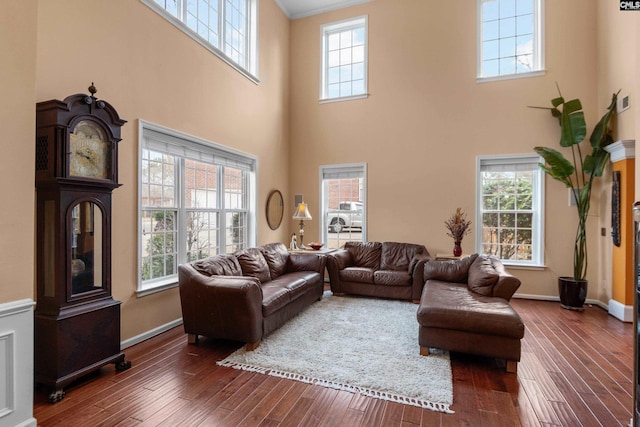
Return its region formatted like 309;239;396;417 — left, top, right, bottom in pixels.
605;140;635;162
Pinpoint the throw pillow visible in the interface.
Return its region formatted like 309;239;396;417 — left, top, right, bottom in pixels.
235;248;271;284
259;243;289;279
467;256;499;296
192;254;242;276
345;241;382;269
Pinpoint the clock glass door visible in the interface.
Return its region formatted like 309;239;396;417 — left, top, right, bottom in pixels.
70;201;103;294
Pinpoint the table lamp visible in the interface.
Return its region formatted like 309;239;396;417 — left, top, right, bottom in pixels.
292;202;312;248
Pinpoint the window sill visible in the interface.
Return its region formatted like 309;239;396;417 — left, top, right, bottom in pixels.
319;93;369;104
476;69;546;84
501;263;546;271
136;278;179;297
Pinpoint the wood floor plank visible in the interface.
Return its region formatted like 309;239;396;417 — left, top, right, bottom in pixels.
33;299;633;427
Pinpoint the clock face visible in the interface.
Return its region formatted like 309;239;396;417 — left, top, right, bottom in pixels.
69;120;109;179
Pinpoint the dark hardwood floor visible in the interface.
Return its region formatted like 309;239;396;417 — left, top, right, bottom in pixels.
33;298;633;426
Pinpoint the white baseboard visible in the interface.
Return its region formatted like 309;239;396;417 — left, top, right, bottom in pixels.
120;318;183;349
608;299;634;323
512;293;609;311
0;299;36;427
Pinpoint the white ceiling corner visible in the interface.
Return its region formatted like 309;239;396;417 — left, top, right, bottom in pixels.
275;0;371;19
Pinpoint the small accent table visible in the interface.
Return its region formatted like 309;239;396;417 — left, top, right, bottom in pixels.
435;253;470;261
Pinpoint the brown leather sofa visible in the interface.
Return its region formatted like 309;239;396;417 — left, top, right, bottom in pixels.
326;241;431;302
178;242;325;350
417;254;525;372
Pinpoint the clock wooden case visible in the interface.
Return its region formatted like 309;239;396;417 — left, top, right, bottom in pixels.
34;85;131;403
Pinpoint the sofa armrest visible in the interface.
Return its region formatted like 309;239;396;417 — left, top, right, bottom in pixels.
490;258;521;301
410;252;432;302
178;263;263;344
326;249;352;294
328;249;352;269
288;253;326;274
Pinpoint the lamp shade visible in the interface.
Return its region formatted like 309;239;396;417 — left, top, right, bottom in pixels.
292;202;312;220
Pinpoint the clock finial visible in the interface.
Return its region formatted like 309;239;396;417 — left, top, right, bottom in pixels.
88;82;97;96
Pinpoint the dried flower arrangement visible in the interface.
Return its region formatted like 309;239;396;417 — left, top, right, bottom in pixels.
444;208;472;243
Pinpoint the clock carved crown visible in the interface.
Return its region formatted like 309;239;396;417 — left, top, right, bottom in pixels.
36;84;127;187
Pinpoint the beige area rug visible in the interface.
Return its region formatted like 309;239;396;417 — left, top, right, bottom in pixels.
217;293;454;414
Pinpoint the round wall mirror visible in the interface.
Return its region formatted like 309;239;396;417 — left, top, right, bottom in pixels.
266;190;284;230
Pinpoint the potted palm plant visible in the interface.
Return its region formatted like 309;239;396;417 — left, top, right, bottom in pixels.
532;85;618;310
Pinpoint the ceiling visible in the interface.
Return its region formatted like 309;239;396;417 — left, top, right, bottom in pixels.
275;0;371;19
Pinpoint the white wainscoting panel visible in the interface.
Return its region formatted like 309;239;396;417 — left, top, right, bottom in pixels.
0;299;36;427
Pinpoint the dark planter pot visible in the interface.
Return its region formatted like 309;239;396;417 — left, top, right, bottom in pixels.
558;277;588;311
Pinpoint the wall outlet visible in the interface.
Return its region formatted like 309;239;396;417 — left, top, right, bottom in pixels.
601;227;607;236
617;94;630;113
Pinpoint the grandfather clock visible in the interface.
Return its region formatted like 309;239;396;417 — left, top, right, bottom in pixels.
35;84;131;403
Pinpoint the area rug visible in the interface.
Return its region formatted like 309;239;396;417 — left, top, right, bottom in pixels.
217;293;454;414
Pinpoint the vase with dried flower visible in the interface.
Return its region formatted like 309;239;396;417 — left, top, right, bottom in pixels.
444;208;472;257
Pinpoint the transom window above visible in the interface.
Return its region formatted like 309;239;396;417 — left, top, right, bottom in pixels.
142;0;258;80
478;0;544;81
321;16;368;102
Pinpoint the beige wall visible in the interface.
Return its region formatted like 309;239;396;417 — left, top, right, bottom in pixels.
32;0;290;340
0;0;37;304
289;0;607;300
2;0;638;337
597;4;640;304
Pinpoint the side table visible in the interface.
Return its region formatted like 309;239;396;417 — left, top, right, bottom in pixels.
434;253;470;261
289;248;337;284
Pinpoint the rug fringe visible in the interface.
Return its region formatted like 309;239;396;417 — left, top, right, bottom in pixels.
216;360;455;414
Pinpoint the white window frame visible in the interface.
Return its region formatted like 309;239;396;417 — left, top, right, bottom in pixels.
475;154;544;267
141;0;259;82
137;120;257;296
320;15;369;103
477;0;545;82
319;163;367;249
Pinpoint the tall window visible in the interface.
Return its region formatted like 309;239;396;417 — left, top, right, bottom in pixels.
321;16;368;101
320;164;367;249
478;0;544;80
142;0;258;79
476;155;544;266
138;121;256;295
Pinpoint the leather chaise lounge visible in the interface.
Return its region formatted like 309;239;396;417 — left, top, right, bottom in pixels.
417;254;525;372
178;242;325;350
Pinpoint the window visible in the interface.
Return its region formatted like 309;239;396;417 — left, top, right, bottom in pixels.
320;163;367;249
138;120;256;295
321;16;368;101
478;0;544;81
476;154;544;266
142;0;258;80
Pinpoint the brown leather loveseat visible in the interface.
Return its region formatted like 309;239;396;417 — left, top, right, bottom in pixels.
417;254;525;372
178;242;325;350
326;241;431;302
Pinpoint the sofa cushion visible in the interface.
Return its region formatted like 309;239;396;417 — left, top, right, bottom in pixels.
339;267;375;283
423;253;478;283
468;256;500;296
261;283;292;316
345;241;382;269
191;254;242;276
374;270;412;286
259;242;290;280
381;242;425;271
235;248;271;283
270;271;319;301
